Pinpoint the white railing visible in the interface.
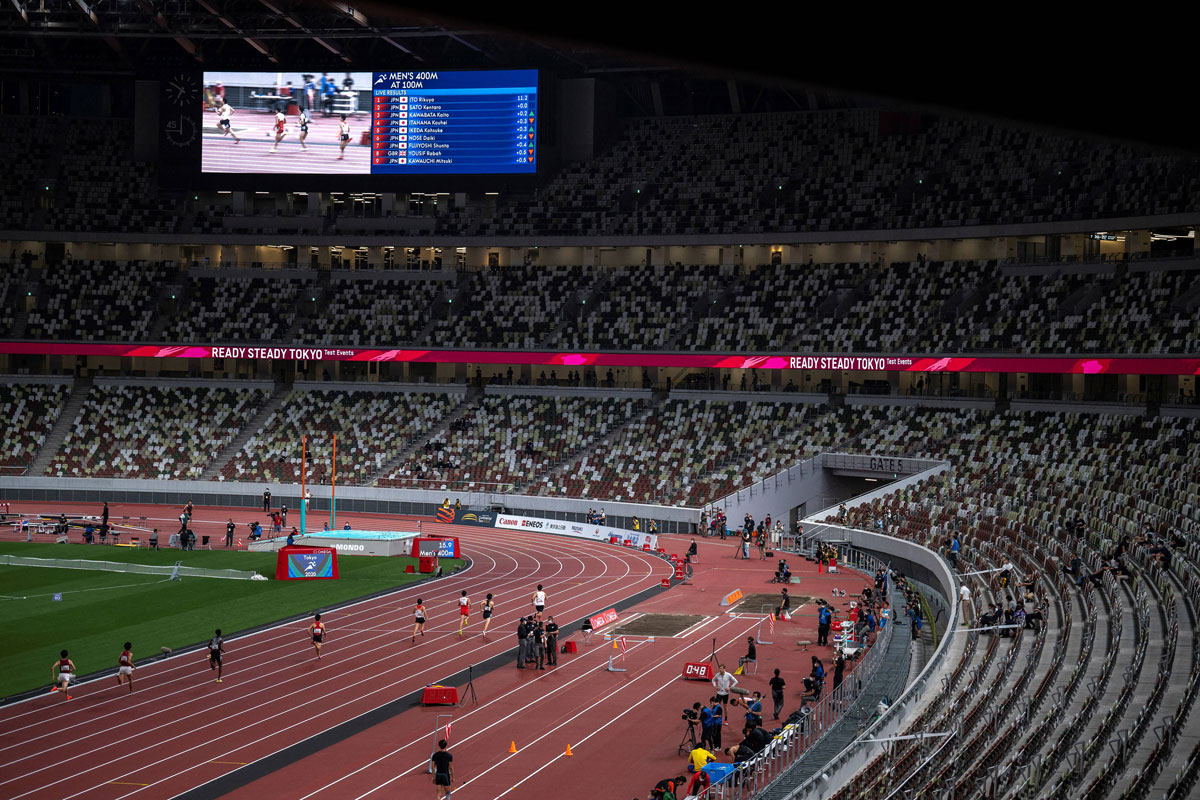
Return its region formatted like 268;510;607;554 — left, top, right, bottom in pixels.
697;546;895;799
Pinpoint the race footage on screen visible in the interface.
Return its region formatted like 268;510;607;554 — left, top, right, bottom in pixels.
201;69;538;175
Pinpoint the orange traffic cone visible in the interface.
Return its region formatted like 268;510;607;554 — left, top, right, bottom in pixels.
565;744;574;756
509;741;517;753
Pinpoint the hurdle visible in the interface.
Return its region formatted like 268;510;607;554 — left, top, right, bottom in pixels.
426;713;454;773
602;634;655;673
757;604;776;646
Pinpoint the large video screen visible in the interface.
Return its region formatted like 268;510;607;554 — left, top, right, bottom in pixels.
200;69;538;175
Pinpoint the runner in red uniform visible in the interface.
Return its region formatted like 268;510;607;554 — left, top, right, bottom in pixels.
50;649;75;699
308;614;326;660
116;641;135;692
457;590;471;636
270;110;287;153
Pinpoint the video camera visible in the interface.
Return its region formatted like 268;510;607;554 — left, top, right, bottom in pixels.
682;708;699;722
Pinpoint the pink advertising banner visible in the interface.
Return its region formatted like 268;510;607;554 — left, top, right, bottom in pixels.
1;342;1198;374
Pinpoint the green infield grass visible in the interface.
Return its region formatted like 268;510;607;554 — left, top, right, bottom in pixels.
0;541;462;699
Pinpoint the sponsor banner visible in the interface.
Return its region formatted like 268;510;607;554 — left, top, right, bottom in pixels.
452;508;498;527
276;545;339;580
494;514;657;550
1;341;1197;375
589;607;619;630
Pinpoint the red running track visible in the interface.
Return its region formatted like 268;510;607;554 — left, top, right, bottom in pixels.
0;505;673;800
221;607;762;800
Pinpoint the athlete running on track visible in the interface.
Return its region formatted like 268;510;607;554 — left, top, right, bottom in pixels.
481;593;496;639
532;584;547;619
338;114;350;159
270;110;287;153
215;101;240;143
116;642;135;692
308;614;326;660
298;109;309;150
457;590;470;636
412;598;427;642
208;629;225;682
50;649;75;699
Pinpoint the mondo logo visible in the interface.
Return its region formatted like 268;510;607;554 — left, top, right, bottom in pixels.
333;543;364;551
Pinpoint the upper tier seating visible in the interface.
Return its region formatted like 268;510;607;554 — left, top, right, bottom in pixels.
24;260;175;342
161;275;309;343
294;277;450;347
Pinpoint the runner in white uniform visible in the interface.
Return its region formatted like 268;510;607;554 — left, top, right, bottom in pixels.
532;585;547;619
457;591;471;636
215;101;240;143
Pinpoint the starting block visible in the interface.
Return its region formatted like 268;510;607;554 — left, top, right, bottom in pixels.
661;578;671;587
643;542;652;551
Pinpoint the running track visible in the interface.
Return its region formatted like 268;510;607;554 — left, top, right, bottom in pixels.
0;507;678;799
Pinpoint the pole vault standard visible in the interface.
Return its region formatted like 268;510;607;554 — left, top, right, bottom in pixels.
300;434;307;536
331;433;337;531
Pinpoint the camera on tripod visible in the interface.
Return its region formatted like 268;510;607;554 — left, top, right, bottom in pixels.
678;706;701;755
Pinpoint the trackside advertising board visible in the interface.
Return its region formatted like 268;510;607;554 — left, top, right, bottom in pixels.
492;514;658;550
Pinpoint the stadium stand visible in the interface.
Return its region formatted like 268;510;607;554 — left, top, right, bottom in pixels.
424;265;589;349
161;273;309;343
530;399;909;505
293;276;451;347
818;405;1199;799
46;383;269;479
0;382;71;473
379;394;644;491
433;111;1200;236
7;257;1197;355
24;259;176;342
220;388;460;485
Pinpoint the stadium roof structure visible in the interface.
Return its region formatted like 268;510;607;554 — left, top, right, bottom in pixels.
0;3;1194;153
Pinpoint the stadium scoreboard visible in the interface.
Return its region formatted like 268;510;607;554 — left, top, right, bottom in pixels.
370;70;537;174
198;68;537;177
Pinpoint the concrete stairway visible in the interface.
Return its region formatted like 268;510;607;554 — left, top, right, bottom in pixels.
199;383;291;481
532;395;665;493
367;391;480;485
28;377;93;477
